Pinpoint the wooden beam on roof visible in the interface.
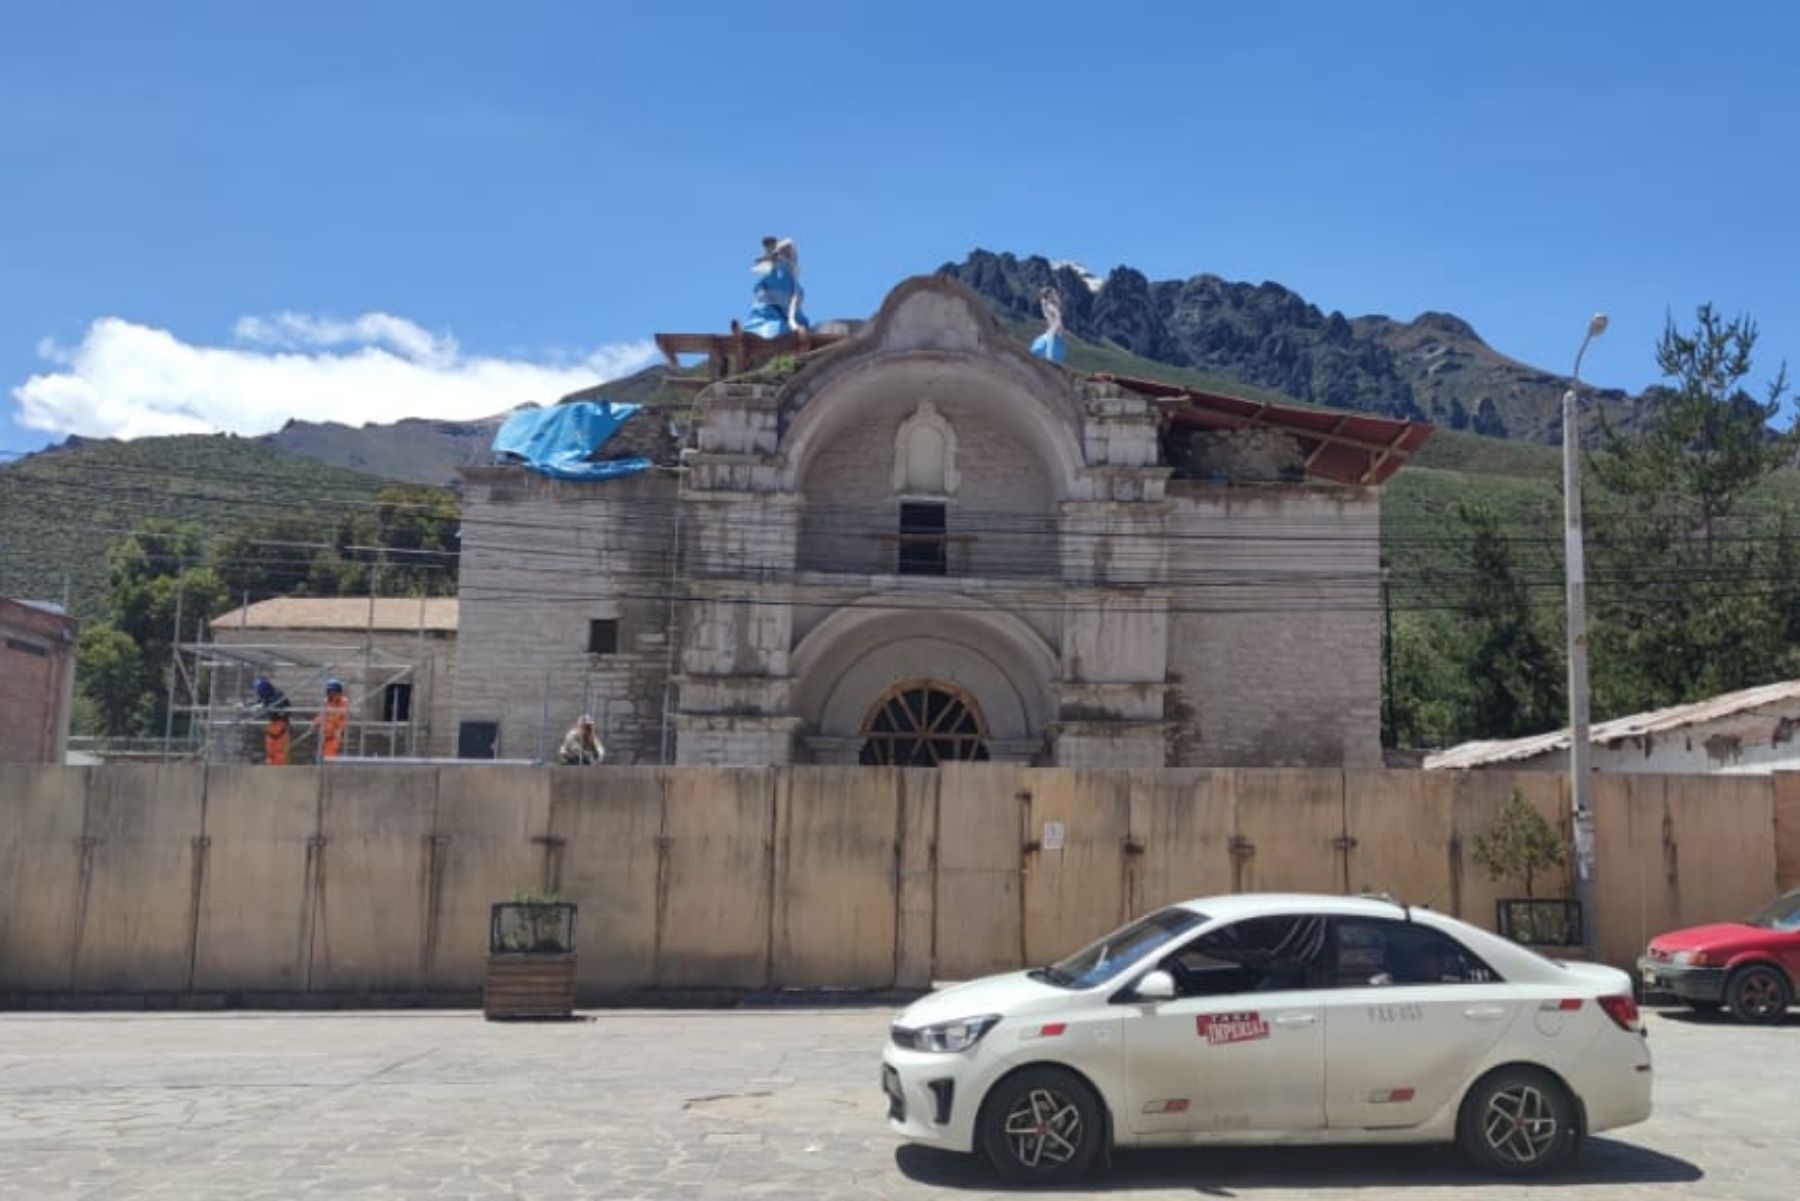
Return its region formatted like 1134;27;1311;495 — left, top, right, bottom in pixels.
1304;415;1351;470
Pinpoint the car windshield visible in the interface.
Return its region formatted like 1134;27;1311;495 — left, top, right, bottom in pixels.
1746;892;1800;931
1033;908;1207;989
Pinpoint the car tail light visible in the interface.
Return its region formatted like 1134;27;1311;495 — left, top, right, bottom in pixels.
1597;993;1640;1032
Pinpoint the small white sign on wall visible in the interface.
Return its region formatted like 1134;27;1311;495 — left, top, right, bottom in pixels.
1041;821;1066;852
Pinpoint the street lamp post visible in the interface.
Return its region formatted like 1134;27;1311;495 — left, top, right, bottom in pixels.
1563;312;1607;958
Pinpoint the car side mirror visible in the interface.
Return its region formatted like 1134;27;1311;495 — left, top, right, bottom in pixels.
1135;970;1176;1001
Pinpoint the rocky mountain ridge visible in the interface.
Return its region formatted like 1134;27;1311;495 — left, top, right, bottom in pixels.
939;249;1652;441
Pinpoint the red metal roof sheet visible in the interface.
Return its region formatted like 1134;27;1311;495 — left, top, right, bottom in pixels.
1092;373;1434;486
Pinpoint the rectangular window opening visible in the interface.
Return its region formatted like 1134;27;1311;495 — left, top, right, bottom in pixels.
383;681;413;723
457;720;499;760
588;618;619;655
898;502;947;576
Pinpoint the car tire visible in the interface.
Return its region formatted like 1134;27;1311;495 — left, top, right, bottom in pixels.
978;1066;1104;1186
1726;964;1792;1025
1457;1066;1580;1176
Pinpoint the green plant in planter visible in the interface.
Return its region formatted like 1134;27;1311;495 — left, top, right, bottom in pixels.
500;888;571;954
1471;789;1570;944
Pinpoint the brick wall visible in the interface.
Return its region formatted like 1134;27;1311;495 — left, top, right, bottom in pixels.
0;600;77;764
454;468;678;763
1163;483;1383;768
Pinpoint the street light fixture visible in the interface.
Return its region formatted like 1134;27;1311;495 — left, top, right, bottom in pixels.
1563;311;1607;958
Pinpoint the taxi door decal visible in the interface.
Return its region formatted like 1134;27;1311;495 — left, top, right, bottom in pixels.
1196;1011;1270;1046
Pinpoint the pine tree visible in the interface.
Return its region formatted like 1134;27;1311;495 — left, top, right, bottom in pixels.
1588;305;1798;714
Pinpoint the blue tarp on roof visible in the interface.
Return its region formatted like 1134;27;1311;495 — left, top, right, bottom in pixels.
492;400;652;481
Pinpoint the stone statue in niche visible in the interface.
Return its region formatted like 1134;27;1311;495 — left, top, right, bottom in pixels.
893;400;959;496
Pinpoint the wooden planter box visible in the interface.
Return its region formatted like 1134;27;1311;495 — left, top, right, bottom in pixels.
483;901;578;1020
483;953;578;1020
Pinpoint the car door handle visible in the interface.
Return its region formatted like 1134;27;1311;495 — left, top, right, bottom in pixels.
1273;1013;1318;1027
1463;1005;1510;1022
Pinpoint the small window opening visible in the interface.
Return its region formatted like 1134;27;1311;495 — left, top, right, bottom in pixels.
588;618;619;655
898;502;947;576
458;720;499;760
383;681;413;723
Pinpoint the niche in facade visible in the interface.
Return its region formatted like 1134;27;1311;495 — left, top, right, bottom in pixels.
892;400;960;497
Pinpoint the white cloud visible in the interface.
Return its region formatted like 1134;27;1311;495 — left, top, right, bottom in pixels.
11;312;660;440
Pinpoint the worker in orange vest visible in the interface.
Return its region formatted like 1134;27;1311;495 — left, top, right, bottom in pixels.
252;676;292;766
264;710;292;766
321;678;349;760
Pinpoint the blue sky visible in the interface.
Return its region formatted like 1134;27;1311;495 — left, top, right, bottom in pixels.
3;2;1797;453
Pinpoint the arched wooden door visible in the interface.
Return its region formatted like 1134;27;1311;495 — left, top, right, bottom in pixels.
857;678;991;766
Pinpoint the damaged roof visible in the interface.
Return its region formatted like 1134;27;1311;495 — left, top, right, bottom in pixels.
1095;373;1434;486
1424;678;1800;770
550;385;684;466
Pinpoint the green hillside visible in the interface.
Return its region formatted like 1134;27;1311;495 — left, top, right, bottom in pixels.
0;435;397;621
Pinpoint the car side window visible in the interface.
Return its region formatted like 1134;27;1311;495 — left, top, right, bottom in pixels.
1162;915;1328;997
1332;918;1501;987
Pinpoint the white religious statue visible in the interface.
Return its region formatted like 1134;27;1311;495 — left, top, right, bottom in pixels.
1030;284;1066;363
746;236;810;338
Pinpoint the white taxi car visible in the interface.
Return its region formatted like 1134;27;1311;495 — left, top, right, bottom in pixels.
883;894;1651;1184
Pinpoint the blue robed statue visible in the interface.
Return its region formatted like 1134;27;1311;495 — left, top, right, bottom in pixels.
1030;285;1066;364
746;236;809;338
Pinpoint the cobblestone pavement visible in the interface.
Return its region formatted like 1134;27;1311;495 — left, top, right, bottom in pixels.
0;1005;1793;1200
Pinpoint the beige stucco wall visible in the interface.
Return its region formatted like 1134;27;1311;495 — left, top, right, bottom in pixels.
0;763;1785;1000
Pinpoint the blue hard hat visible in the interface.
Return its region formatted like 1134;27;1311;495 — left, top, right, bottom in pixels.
325;678;344;693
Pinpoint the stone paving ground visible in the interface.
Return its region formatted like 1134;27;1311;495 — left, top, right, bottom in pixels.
0;1004;1794;1200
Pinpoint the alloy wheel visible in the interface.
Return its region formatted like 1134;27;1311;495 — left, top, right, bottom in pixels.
1481;1083;1560;1166
1739;972;1784;1019
1001;1086;1085;1169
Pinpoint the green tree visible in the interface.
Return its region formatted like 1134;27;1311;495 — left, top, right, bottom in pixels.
211;511;339;600
77;521;231;738
1596;304;1794;561
77;622;151;737
1588;304;1798;714
1388;613;1469;748
1471;789;1567;900
1452;503;1564;739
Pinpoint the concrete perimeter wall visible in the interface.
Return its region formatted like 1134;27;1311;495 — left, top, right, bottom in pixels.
0;764;1789;1003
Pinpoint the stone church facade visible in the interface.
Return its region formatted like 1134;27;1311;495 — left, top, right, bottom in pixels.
452;276;1428;768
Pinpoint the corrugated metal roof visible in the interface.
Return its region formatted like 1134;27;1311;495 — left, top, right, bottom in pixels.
1424;678;1800;769
1092;373;1434;486
210;597;459;632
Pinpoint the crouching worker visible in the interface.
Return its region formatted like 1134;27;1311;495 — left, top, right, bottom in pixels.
558;714;605;766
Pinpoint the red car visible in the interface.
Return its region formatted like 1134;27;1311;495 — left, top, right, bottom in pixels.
1639;888;1800;1023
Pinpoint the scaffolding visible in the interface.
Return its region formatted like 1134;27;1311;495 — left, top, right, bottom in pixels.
173;638;424;764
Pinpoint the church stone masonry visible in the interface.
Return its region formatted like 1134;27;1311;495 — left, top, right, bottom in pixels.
452;275;1421;769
